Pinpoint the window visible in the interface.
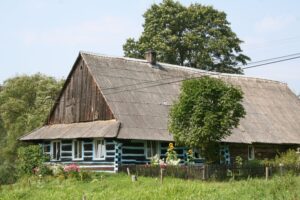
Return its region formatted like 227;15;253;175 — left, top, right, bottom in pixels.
193;148;202;159
73;140;83;160
94;139;106;160
51;141;61;161
146;141;159;158
248;145;255;160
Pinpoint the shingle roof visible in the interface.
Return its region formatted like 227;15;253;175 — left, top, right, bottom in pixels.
81;51;300;144
20;51;300;144
21;120;120;140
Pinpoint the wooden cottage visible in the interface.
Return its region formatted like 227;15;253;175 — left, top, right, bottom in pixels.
20;51;300;172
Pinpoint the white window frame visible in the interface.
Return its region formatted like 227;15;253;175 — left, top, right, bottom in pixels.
73;140;84;161
145;141;160;159
51;140;61;161
93;139;106;160
248;145;255;160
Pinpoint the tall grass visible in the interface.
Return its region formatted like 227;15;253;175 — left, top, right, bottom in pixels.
0;173;299;200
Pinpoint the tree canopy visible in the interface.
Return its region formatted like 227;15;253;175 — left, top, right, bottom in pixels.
123;0;250;74
0;74;63;183
168;76;246;161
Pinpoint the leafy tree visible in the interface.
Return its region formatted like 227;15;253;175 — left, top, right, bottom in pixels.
168;76;246;162
0;74;63;183
123;0;250;74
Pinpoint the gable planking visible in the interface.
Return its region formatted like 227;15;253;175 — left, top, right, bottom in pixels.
48;55;114;124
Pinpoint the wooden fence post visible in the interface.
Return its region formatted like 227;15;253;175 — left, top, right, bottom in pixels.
265;166;269;180
202;165;206;180
160;168;164;184
127;167;131;176
279;163;283;176
131;175;137;182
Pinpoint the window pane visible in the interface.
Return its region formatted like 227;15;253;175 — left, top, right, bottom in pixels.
57;142;60;160
101;141;105;158
147;141;158;158
74;141;78;158
74;141;82;159
95;140;105;159
53;142;57;160
52;141;60;160
147;141;152;158
79;141;82;158
152;142;157;156
248;146;254;160
95;141;99;158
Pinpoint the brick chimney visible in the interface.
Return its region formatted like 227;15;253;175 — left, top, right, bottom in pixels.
145;50;157;65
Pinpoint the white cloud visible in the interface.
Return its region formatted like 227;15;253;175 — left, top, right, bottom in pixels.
255;15;296;33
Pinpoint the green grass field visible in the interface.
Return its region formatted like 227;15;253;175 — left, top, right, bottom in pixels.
0;173;299;200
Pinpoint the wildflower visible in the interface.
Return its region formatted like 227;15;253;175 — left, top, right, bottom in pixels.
64;164;80;172
168;143;174;150
32;167;40;175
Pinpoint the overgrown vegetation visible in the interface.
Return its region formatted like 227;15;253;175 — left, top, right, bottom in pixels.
17;145;51;177
169;77;245;162
272;149;300;166
0;173;299;200
0;74;63;184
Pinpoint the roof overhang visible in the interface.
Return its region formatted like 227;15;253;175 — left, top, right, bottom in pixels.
20;120;120;141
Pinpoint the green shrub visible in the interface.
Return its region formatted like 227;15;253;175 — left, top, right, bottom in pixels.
0;161;17;184
273;149;300;166
235;156;243;167
244;159;264;168
79;170;93;181
39;165;53;176
17;145;48;176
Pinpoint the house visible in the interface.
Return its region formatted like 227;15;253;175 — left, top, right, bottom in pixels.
20;51;300;172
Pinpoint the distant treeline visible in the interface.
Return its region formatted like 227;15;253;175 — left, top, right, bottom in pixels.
0;74;63;184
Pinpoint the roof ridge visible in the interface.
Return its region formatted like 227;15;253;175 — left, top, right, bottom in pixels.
80;51;287;86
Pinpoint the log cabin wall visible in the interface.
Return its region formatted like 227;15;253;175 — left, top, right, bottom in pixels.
48;59;114;124
229;143;297;163
42;139;117;172
119;140;188;165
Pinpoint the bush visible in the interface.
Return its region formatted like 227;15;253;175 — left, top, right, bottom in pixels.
39;165;53;176
244;159;264;168
0;161;17;184
17;145;48;176
79;170;93;181
272;149;300;166
64;164;80;179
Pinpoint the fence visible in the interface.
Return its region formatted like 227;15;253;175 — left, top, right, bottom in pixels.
119;164;300;180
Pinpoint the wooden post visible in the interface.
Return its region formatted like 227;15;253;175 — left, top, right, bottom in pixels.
127;167;131;176
202;165;206;180
131;175;137;182
160;168;164;184
265;166;269;180
279;163;283;176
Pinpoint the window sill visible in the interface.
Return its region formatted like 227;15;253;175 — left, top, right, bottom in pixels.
72;158;84;161
50;159;61;162
93;157;106;161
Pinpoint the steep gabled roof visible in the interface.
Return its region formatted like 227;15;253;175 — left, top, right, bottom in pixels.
80;51;300;144
21;51;300;144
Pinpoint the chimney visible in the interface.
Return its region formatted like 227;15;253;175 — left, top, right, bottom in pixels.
145;50;157;65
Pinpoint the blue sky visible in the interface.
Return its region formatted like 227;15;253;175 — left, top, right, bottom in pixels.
1;0;300;94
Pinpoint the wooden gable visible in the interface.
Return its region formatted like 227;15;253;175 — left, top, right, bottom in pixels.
47;55;114;124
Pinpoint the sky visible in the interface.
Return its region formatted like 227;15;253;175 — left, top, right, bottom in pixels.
0;0;300;94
